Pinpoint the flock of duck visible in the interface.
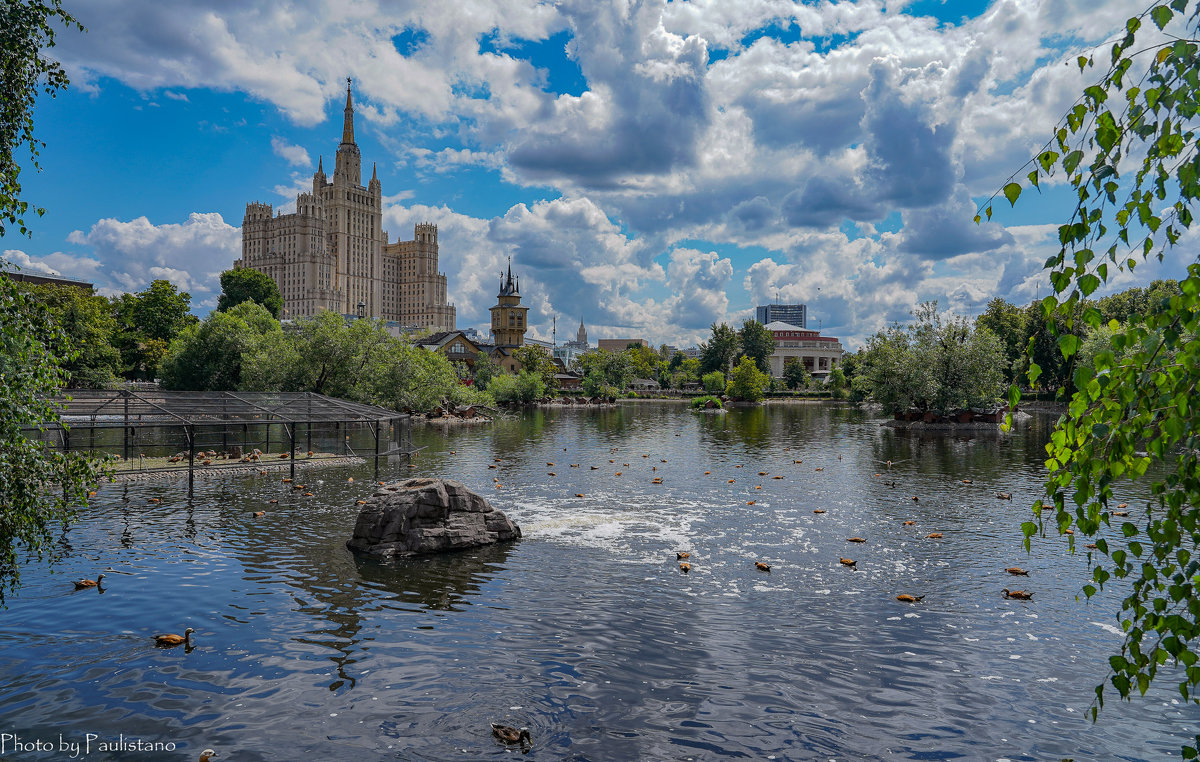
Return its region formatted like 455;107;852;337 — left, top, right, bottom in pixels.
66;437;1057;756
484;444;1041;606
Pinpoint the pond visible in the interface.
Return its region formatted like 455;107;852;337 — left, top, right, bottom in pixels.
1;401;1194;760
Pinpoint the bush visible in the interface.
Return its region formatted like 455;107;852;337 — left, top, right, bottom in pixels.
487;370;545;404
701;371;725;393
690;395;723;409
725;357;769;402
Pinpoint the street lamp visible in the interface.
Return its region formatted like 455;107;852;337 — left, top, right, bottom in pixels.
357;300;366;319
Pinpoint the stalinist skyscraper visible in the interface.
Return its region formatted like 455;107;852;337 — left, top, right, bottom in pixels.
236;79;455;333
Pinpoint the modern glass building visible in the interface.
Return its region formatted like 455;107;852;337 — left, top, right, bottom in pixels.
755;303;807;328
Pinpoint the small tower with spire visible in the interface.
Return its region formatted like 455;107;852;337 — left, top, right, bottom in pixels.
334;77;361;184
490;260;528;349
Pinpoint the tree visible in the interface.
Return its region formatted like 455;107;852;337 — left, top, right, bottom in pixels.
699;322;738;375
473;352;501;390
1;1;82;237
737;319;775;374
701;370;725;393
725;356;769;402
11;280;120;388
0;272;107;606
513;345;558;392
578;349;633;392
782;359;810;390
975;298;1028;384
217;268;282;318
488;369;544;404
111;280;197;379
624;343;661;382
827;367;848;399
159;301;280;391
856;303;1006;415
986;4;1200;754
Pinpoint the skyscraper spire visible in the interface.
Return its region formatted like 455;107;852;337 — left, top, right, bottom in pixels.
341;77;355;146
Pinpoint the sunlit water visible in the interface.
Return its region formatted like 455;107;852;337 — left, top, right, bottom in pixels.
1;402;1193;760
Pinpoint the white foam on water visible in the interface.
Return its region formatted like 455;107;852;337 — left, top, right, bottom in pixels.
1091;621;1123;636
1035;677;1059;682
1026;633;1038;640
887;616;902;621
1009;655;1022;660
980;675;1004;680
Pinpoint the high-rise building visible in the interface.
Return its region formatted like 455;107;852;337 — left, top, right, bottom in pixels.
236;79;455;333
755;303;806;328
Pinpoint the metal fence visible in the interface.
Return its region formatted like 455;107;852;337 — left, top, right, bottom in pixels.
29;390;411;490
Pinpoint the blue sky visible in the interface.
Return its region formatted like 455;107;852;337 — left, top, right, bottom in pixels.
3;0;1189;349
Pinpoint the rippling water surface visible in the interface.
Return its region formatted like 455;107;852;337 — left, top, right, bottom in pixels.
2;402;1195;760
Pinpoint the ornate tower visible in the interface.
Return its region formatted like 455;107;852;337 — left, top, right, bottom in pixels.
576;318;587;345
490;262;528;348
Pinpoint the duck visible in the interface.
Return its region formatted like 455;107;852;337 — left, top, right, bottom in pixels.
548;472;556;477
1117;502;1129;509
590;466;599;470
73;574;105;589
926;532;943;539
755;561;771;572
704;471;711;475
547;462;554;466
1085;543;1098;549
1002;588;1033;600
198;750;218;762
575;493;585;498
154;627;194;647
813;509;827;514
1005;567;1029;575
1112;510;1129;517
902;520;915;526
911;495;919;502
839;558;857;568
961;479;972;484
679;562;692;573
491;724;532;748
746;500;756;505
896;594;924;602
995;492;1012;499
758;471;769;476
847;537;866;543
728;479;736;483
814;467;824;472
676;552;691;560
252;511;265;518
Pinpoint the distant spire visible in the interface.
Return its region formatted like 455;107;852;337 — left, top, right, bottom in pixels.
317;155;324;174
341;77;355;145
371;162;377;182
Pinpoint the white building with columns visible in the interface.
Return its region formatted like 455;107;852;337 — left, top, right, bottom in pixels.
765;321;843;379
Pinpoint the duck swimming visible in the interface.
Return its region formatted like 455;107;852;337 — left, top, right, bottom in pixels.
73;574;105;589
1002;588;1033;600
755;561;771;572
896;594;925;603
491;724;532;748
154;628;195;647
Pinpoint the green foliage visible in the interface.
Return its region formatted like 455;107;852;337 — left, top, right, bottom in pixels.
487;369;545;404
737;319;775;374
0;272;108;606
623;343;662;382
111;280;197;380
159;301;280;391
725;356;769;402
689;394;723;409
782;359;810;390
11;280;120;388
473;352;501;390
578;349;633;392
371;342;492;412
701;370;725;393
513;345;558;392
857;302;1006;415
991;4;1200;754
828;367;848;399
667;357;701;389
975;298;1030;384
1;1;82;237
217;268;282;318
699;322;739;375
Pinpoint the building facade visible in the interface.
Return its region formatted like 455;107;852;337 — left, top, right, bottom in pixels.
490;264;528;349
236;80;455;333
765;321;843;379
756;303;807;328
597;338;648;353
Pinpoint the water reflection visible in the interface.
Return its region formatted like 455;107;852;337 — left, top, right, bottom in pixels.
0;402;1194;760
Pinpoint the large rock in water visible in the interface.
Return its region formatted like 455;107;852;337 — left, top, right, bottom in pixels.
346;478;521;559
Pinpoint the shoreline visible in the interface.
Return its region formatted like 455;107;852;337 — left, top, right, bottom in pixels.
108;455;366;482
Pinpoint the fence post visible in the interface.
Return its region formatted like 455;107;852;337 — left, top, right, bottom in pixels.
122;392;129;461
373;419;381;477
288;422;296;481
186;424;195;496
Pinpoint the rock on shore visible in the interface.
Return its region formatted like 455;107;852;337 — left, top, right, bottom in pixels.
346;478;521;559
